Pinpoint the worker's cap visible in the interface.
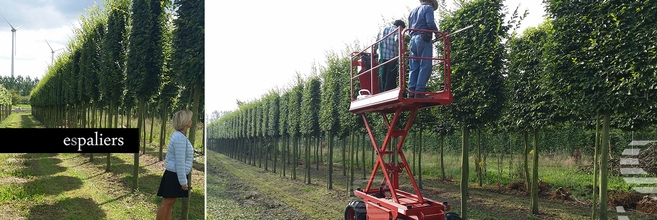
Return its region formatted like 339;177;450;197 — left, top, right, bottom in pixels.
419;0;439;11
394;20;406;29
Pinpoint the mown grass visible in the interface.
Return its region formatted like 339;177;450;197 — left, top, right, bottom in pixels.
218;139;655;219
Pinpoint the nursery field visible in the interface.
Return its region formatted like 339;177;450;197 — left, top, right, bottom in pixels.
207;147;657;220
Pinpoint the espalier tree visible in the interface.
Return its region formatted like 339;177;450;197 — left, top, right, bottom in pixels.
322;51;349;189
440;0;508;218
287;76;304;180
99;0;129;170
266;91;280;173
544;1;657;219
506;23;560;214
301;76;321;184
279;92;289;177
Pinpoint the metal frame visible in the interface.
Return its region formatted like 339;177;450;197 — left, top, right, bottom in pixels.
348;27;453;115
348;27;454;220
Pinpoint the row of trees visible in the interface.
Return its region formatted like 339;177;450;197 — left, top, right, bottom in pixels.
209;0;655;219
29;0;203;219
0;76;39;97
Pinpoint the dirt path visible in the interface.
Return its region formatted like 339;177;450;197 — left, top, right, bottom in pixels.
0;112;205;219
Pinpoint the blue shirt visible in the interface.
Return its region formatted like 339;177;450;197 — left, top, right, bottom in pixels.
408;3;437;36
377;25;400;61
164;130;194;186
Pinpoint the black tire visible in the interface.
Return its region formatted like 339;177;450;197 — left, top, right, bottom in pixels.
446;212;461;220
344;201;366;220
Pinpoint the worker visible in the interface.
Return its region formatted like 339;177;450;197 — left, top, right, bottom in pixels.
375;20;406;93
407;0;439;99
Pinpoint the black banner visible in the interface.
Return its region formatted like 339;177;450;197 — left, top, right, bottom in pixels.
0;128;139;153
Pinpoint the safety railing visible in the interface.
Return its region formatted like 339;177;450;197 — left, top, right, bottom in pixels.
349;26;453;104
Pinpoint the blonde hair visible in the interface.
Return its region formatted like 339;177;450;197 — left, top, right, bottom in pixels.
172;110;193;131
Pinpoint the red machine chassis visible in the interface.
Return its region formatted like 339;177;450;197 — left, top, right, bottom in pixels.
347;27;454;220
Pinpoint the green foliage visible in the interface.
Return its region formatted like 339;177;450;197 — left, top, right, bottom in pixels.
172;0;204;87
278;92;289;137
440;0;507;128
0;76;39;96
267;92;280;137
100;0;129;110
505;24;561;130
301;76;321;137
0;85;11;106
544;0;656;115
320;52;348;135
287;78;304;137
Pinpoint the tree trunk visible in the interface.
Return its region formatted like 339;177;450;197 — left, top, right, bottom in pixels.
149;107;155;143
328;132;334;189
440;134;445;179
477;129;482;187
460;125;469;220
273;136;278;173
282;136;287;177
159;101;168;161
342;138;346;176
523;131;530;191
591;111;600;219
598;111;611;219
293;136;297;180
349;132;355;196
418;127;423;189
133;98;145;192
412;132;416;175
362;133;366;179
531;128;539;214
142;108;147;154
315;136;319;171
181;84;202;220
306;136;311;184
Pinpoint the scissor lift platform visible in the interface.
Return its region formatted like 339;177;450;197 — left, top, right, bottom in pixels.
345;27;458;220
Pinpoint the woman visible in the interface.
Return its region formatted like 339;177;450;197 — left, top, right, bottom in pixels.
156;110;194;220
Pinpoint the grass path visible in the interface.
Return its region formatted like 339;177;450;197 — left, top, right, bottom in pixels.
0;112;205;219
207;148;657;220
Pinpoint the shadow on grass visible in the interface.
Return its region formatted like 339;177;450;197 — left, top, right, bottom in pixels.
20;114;43;128
24;175;83;197
20;154;66;176
28;197;106;220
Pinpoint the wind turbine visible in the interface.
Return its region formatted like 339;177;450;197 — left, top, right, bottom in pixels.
3;15;20;78
45;40;63;67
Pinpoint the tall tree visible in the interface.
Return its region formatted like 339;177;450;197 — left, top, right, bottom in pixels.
321;51;348;189
544;1;657;218
170;0;204;215
441;0;509;218
507;23;557;214
287;76;304;180
301;76;321;184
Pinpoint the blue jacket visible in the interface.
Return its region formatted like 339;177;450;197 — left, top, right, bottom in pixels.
165;130;194;186
408;3;437;36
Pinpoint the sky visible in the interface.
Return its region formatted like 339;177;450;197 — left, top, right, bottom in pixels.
0;0;99;80
207;0;546;115
0;0;546;117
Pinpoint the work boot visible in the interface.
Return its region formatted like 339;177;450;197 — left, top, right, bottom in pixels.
407;93;415;98
415;94;432;99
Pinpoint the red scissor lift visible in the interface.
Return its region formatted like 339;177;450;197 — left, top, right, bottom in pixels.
344;27;459;220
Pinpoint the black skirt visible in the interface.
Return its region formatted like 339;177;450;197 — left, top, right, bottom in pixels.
157;170;189;198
